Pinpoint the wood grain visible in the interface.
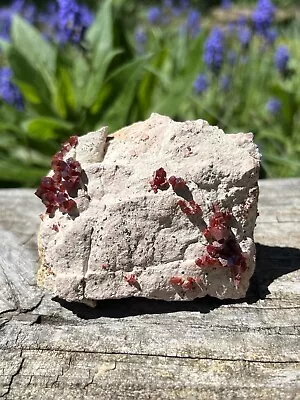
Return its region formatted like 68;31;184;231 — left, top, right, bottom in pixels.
0;180;299;399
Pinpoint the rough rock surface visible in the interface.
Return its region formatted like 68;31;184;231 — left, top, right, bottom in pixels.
37;113;260;303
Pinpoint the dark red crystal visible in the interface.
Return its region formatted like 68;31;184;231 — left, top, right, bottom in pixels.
35;134;82;216
150;167;170;193
168;175;186;190
170;276;184;286
124;274;137;285
181;277;196;290
195;254;220;267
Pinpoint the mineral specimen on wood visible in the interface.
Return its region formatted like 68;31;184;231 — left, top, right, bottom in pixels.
36;113;260;303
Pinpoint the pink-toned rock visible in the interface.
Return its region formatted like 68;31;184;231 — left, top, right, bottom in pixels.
37;114;260;304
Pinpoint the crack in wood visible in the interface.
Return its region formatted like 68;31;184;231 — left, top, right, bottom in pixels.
1;347;299;365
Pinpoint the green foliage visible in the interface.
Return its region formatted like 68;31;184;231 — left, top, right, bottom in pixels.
0;0;299;187
0;0;156;186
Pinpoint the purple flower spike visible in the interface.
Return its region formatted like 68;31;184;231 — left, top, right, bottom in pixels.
204;27;225;73
194;74;209;94
266;98;281;115
0;67;24;110
252;0;276;37
274;45;289;76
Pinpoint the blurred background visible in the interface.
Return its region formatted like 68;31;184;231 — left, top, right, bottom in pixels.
0;0;299;187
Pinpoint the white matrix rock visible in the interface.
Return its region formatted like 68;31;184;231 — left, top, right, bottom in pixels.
37;114;260;304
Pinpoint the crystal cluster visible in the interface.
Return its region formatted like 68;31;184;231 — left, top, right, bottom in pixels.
35;136;81;216
37;114;260;303
151;168;247;288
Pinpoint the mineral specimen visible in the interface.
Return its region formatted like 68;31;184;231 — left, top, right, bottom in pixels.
37;114;260;303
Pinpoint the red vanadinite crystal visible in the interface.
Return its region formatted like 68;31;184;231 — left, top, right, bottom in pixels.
124;274;137;285
181;277;196;290
35;135;81;216
168;176;186;190
150;167;170;193
177;199;203;216
51;224;59;232
206;242;223;258
170;276;184;286
204;206;232;241
195;254;220;267
40;177;56;191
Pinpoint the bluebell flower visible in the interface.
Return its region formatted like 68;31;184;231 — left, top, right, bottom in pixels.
0;8;12;40
221;0;232;9
274;45;289;75
10;0;25;13
147;7;161;24
252;0;276;36
0;67;24;110
185;9;200;37
265;28;277;44
0;0;36;40
38;3;57;26
57;0;94;44
219;75;231;91
135;28;147;45
163;0;173;8
169;0;189;16
194;74;209;94
266;98;281;115
204;27;225;73
237;26;252;48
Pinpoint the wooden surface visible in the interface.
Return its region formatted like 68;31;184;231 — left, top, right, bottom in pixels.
0;179;299;400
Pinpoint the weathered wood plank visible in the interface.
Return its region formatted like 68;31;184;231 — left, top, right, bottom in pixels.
0;179;300;399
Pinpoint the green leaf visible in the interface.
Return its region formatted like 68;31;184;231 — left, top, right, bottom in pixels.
15;80;40;104
100;55;151;130
83;49;122;109
153;34;205;116
8;48;53;113
11;15;57;92
0;160;46;185
23;117;73;140
0;38;11;54
85;0;113;70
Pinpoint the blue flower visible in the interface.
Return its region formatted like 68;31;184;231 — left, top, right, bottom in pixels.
252;0;276;36
135;28;147;45
0;8;12;40
221;0;232;9
266;98;281;115
265;27;278;44
185;9;200;37
237;26;252;48
204;27;225;73
163;0;173;8
194;74;209;94
147;7;162;24
57;0;94;44
274;45;289;75
0;0;36;40
0;67;24;110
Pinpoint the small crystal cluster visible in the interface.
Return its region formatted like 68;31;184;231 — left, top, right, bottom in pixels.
35;135;81;216
149;167;170;193
195;206;247;286
151;167;247;287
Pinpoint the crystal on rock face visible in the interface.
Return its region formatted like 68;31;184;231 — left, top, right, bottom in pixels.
37;114;260;304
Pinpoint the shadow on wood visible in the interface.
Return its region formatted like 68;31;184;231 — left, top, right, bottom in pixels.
53;243;300;319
